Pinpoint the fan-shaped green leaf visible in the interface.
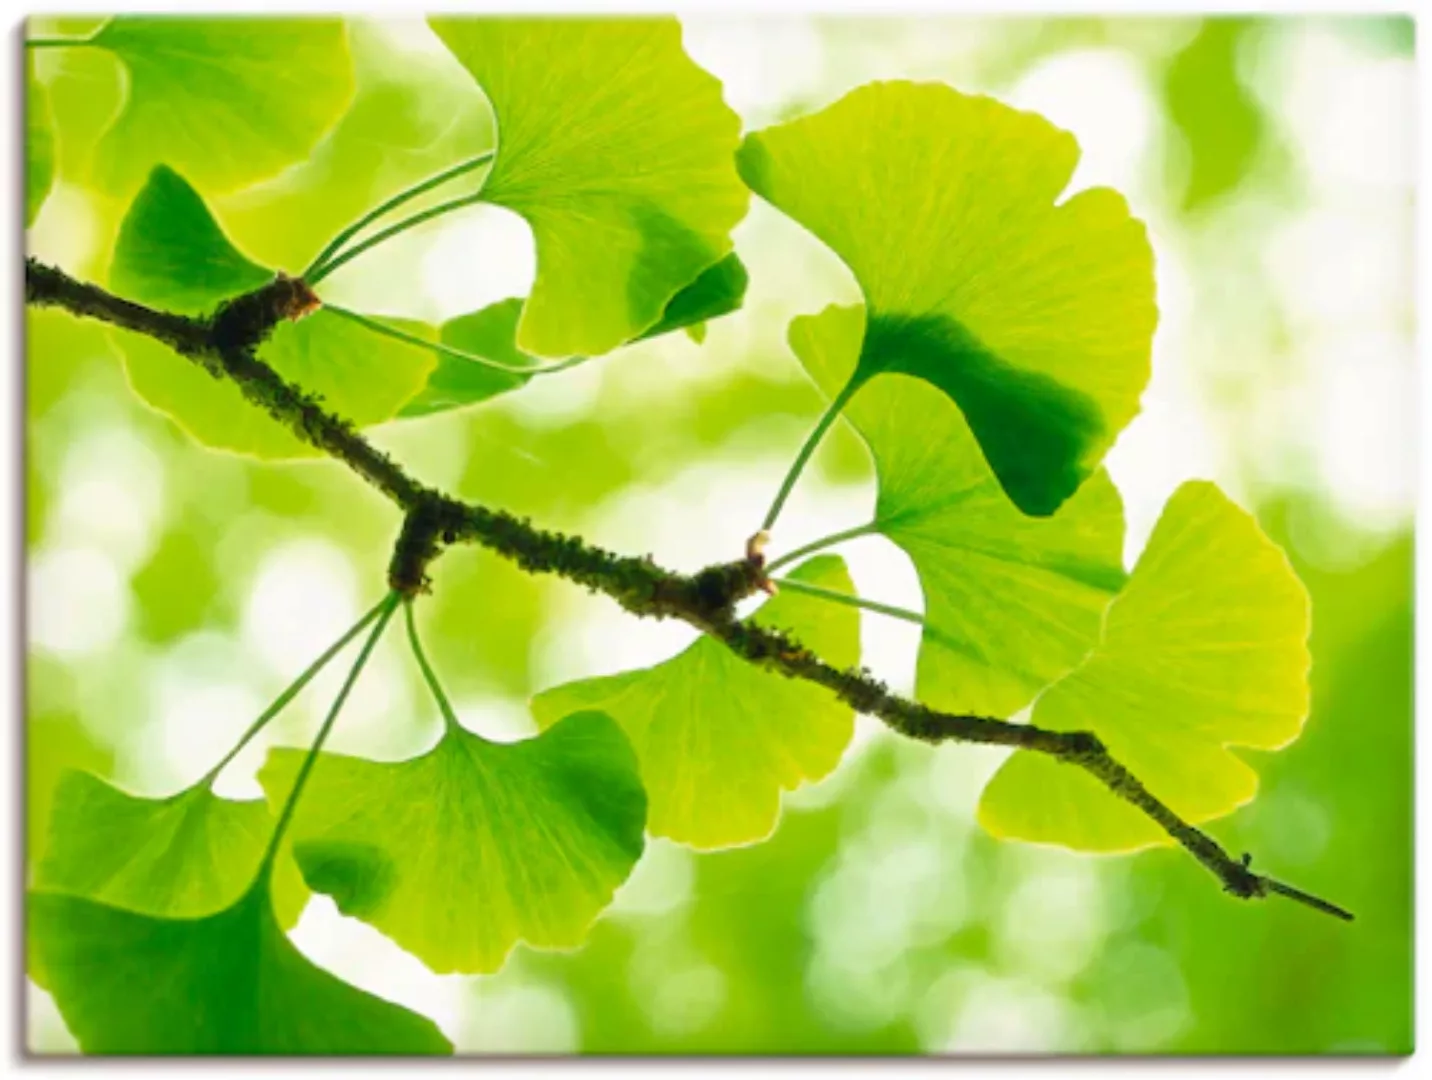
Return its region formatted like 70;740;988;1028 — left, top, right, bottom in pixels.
28;877;451;1054
738;81;1157;516
256;710;646;975
109;166;435;458
791;305;1126;718
34;770;305;927
398;254;749;418
86;16;354;195
26;54;55;227
428;16;748;358
531;556;858;849
978;481;1312;852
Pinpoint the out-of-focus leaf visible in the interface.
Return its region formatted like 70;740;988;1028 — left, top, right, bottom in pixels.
217;18;492;272
26;53;55;226
1163;18;1271;212
86;16;354;195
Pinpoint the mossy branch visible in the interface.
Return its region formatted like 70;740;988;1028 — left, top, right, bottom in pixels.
23;257;1352;922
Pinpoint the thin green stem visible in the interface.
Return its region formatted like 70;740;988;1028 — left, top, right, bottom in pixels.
765;522;878;575
259;593;400;874
306;193;487;286
323;304;588;377
405;600;461;735
301;152;495;281
203;595;391;788
761;377;862;533
25;37;95;49
773;576;924;627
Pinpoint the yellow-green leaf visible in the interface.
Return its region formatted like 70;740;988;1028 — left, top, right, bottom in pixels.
531;556;858;849
738;81;1157;517
257;711;646;975
87;16;354;195
34;770;305;926
791;305;1126;717
428;16;748;358
978;481;1312;852
26;53;55;227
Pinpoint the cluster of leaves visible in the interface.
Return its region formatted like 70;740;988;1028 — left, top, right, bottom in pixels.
27;16;1314;1055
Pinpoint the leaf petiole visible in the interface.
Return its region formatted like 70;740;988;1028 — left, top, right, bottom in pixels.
26;37;96;48
764;522;878;575
301;151;495;282
760;376;861;534
202;594;393;789
323;304;588;379
772;575;924;627
404;599;461;734
306;191;487;286
259;592;401;874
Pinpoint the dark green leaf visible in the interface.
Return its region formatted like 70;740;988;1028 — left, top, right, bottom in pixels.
29;877;451;1054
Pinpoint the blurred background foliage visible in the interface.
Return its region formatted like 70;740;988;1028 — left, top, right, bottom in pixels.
26;14;1412;1054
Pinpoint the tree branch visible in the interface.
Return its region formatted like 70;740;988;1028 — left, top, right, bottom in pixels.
23;257;1352;922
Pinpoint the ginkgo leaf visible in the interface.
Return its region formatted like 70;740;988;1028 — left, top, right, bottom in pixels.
109;166;434;458
790;305;1127;718
86;16;354;195
26;54;55;227
398;253;749;418
428;17;748;358
531;556;859;849
977;480;1312;852
28;877;451;1054
738;81;1158;517
256;710;646;975
33;769;305;927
